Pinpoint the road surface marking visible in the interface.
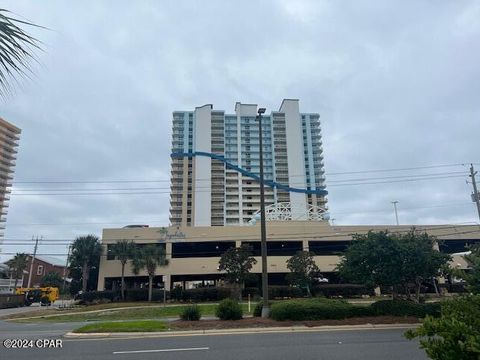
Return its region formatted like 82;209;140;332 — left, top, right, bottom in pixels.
113;347;209;354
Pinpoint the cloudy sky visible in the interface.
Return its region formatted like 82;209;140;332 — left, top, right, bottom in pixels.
1;0;479;262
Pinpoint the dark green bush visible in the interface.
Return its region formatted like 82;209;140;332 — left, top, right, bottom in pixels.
268;286;305;299
270;298;364;321
170;285;184;301
124;289;170;302
253;301;272;317
170;287;232;302
242;287;261;298
370;300;441;318
215;298;243;320
405;295;480;359
76;290;120;304
313;284;373;298
180;305;201;321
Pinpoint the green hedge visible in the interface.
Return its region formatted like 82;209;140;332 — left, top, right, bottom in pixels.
124;289;170;302
76;290;120;304
370;300;441;318
269;286;305;299
170;287;233;302
270;298;440;321
76;289;170;304
270;298;362;321
313;284;373;298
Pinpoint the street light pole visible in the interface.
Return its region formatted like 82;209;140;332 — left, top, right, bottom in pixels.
257;107;270;317
391;201;399;225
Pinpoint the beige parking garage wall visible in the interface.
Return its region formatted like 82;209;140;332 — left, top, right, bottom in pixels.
97;221;480;290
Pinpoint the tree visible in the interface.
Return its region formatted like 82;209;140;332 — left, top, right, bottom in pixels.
405;295;480;360
455;243;480;294
286;251;321;296
337;230;450;301
132;244;169;302
5;252;28;288
110;240;136;300
41;271;63;288
69;235;102;293
0;9;42;97
399;230;451;301
337;231;402;296
218;245;257;301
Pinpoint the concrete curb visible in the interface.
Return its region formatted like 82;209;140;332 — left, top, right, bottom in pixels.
64;323;420;339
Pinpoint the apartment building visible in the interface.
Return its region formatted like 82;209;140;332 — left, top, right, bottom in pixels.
0;117;21;238
170;99;328;227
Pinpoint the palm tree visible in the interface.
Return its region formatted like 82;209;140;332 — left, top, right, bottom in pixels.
110;239;135;300
5;252;28;289
132;245;169;302
70;235;102;293
0;9;42;97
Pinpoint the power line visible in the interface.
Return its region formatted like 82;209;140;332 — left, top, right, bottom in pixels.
11;163;476;184
1;202;475;227
7;174;469;196
326;163;476;176
10;171;468;192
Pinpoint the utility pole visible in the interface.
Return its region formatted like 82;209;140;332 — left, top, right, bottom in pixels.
470;164;480;222
391;201;399;225
27;236;40;288
62;244;71;293
257;107;270;318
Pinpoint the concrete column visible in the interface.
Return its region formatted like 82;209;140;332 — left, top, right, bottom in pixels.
97;276;105;291
235;240;242;248
165;242;172;260
303;239;309;251
163;274;171;291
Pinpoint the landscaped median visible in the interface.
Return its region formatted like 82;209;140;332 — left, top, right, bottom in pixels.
66;298;440;335
6;303;254;323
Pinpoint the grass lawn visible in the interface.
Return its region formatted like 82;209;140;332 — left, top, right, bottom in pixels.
74;320;169;333
0;302;178;321
12;303;255;323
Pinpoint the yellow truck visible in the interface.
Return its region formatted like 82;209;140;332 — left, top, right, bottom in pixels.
15;287;59;306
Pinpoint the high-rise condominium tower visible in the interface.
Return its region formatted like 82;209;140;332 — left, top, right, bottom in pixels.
170;99;327;227
0;117;21;236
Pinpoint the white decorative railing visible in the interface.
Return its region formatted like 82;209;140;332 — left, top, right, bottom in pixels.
248;202;329;225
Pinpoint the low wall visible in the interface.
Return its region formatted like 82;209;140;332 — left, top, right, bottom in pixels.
0;294;25;309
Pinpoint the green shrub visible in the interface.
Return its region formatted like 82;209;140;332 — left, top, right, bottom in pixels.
253;301;273;317
370;300;441;318
215;298;243;320
270;298;365;321
180;305;201;321
405;295;480;360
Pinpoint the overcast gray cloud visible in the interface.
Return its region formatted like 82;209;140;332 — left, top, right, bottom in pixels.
1;0;479;262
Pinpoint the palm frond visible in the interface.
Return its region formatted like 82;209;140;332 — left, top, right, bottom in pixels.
0;9;42;98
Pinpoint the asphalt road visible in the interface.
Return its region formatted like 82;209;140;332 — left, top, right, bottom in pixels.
0;327;428;360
